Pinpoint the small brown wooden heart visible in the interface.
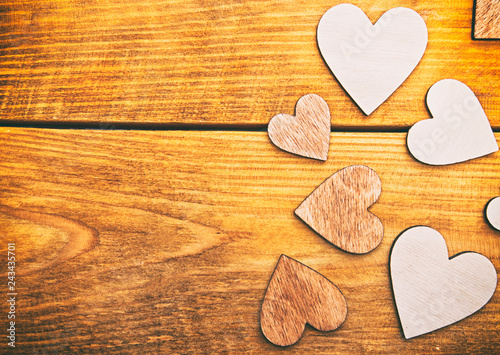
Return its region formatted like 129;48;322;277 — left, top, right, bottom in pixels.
268;94;331;161
295;165;383;254
260;255;347;347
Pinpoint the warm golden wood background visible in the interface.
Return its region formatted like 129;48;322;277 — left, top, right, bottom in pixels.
1;129;499;353
1;0;500;128
2;0;500;353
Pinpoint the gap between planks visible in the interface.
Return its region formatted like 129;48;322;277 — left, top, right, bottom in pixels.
0;121;430;133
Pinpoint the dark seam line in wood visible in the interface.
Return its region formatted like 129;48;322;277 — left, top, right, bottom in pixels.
0;121;414;133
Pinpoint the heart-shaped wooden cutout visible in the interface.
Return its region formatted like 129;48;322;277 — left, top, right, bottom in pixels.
317;4;427;115
486;196;500;231
260;255;347;346
268;94;330;161
390;226;497;339
295;165;383;254
407;79;498;165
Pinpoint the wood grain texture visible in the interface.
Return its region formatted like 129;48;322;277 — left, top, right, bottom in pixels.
474;0;500;39
0;206;98;276
295;165;383;254
1;129;500;353
390;226;497;339
1;0;500;128
260;255;347;346
268;94;330;161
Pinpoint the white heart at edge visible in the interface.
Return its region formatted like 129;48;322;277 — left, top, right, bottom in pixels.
407;79;498;165
390;226;497;339
317;4;428;115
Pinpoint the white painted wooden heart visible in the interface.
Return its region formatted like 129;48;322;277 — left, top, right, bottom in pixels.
390;226;497;339
317;4;428;115
407;79;498;165
486;196;500;231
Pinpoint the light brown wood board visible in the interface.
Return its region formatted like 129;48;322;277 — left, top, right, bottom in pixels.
0;129;499;353
1;0;500;129
474;0;500;39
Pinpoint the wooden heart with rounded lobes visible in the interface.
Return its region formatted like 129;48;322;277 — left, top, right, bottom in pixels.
407;79;498;165
260;255;347;346
390;226;497;339
268;94;330;161
295;165;383;254
317;4;427;115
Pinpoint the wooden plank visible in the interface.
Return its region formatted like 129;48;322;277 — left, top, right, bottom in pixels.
1;0;500;128
474;0;500;39
0;128;499;353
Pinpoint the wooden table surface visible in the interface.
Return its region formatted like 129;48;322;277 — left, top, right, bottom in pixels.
1;0;499;354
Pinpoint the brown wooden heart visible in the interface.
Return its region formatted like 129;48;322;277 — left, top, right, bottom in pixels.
260;255;347;346
295;165;383;254
268;94;331;161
